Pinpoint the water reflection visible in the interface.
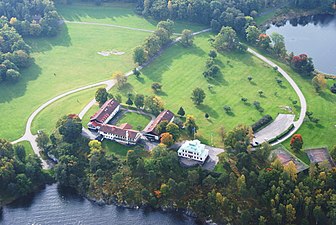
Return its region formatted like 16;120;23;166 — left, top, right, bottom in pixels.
267;14;336;75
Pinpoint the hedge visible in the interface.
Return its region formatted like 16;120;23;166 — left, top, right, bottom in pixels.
252;114;273;132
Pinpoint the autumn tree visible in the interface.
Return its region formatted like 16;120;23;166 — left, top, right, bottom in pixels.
290;134;303;152
160;132;174;146
312;74;327;93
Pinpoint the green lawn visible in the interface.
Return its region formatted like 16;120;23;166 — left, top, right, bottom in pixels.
31;86;103;135
102;140;150;159
15;141;34;157
116;112;151;130
57;2;206;33
110;33;299;147
82;104;100;128
0;3;202;141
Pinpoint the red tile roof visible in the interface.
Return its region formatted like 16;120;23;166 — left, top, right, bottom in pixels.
90;99;119;123
119;123;133;129
144;110;174;134
99;124;139;140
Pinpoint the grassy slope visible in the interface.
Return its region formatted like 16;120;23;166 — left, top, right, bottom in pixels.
0;2;203;141
31;86;103;135
116;112;151;130
110;34;298;147
57;2;206;33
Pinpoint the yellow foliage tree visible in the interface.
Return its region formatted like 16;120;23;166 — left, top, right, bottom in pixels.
284;161;297;181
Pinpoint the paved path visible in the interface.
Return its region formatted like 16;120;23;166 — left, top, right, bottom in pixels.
253;114;295;145
11;28;211;169
247;48;307;146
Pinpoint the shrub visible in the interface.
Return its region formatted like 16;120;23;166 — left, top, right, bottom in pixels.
251;115;273;132
330;83;336;94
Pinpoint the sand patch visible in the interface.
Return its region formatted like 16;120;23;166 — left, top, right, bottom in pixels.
97;50;125;56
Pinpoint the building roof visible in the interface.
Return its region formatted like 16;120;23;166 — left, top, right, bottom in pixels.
178;140;209;159
90;99;119;124
144;110;174;134
119;123;133;129
99;124;139;140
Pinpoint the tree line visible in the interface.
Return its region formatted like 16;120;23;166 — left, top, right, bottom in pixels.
0;139;52;202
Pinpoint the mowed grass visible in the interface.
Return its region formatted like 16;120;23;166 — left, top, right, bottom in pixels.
116;112;151;130
31;86;103;135
57;2;206;33
110;34;299;147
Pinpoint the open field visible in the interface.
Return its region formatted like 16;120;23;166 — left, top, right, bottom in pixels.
110;34;299;146
116;112;151;131
0;2;203;141
247;48;336;154
31;86;103;135
57;2;206;33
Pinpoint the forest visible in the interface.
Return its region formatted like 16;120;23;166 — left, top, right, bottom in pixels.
0;0;60;83
45;115;336;225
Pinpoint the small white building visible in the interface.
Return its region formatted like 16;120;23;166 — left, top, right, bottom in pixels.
177;140;209;163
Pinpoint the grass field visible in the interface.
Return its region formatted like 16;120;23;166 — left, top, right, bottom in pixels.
116;112;151;130
57;2;206;33
31;86;103;135
110;34;299;147
0;2;203;141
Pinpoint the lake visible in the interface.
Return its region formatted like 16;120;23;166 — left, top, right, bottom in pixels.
0;184;197;225
266;14;336;75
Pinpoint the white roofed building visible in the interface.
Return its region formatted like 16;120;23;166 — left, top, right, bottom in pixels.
177;140;209;163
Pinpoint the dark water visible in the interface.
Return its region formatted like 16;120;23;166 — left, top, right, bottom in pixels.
0;184;196;225
266;14;336;75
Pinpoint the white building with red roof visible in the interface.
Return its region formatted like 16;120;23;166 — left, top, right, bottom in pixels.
143;110;174;141
88;99;120;130
98;123;141;145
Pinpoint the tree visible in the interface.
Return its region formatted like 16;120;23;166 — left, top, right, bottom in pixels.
157;20;174;36
133;46;147;65
95;88;108;105
133;68;141;78
166;123;180;141
57;114;82;143
312;74;327;93
177;107;185;117
330;145;336;160
160;132;174;146
112;72;128;89
14;145;26;162
191;87;206;105
248;76;253;82
223;105;231;113
213;26;239;51
245;25;261;44
258;34;271;50
184;115;198;136
144;96;164;115
208;50;217;59
258;90;264;97
270;32;286;57
36;130;50;151
180;29;193;47
134;94;145;108
205;113;209;119
290;54;315;76
151;82;162;92
6;69;21;82
330;83;336;94
156;120;168;134
224;125;252;153
126;97;133;106
290;134;303;152
285;204;296;224
241;97;248;103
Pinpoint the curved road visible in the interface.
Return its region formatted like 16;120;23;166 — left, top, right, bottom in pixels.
247;48;307;146
11;27;210;169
